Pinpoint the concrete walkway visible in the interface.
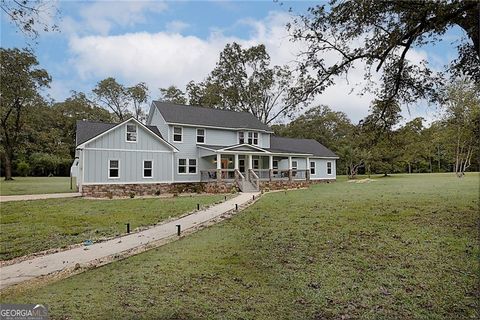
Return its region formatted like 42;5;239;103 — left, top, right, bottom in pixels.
0;192;260;290
0;192;81;202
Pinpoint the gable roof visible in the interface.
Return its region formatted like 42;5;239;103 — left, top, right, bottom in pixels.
152;101;273;132
269;136;338;158
76;119;168;148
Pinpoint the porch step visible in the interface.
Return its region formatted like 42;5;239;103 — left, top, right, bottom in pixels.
240;180;259;192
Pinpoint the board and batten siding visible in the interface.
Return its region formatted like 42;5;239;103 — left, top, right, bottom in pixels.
82;121;174;184
310;158;336;180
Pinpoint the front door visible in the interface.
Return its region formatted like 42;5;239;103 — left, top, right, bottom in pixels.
239;159;246;174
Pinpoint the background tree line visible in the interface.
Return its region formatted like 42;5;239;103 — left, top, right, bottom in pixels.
1;43;478;179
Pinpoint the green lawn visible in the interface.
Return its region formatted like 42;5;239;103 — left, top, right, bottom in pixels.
0;195;225;260
0;177;77;196
2;173;479;319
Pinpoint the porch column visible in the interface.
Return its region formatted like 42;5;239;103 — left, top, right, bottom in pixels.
247;154;253;170
288;156;293;181
269;155;273;181
306;157;311;181
216;153;222;182
234;154;239;170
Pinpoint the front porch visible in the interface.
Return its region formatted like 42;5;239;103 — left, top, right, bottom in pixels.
199;150;312;191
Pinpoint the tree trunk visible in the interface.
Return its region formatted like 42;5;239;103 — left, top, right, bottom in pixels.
408;162;411;174
4;153;13;180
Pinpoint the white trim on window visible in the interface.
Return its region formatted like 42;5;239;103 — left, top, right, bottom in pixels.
310;161;316;175
126;124;137;143
292;160;298;170
326;161;333;175
178;158;197;175
143;159;153;178
238;131;245;144
253;132;259;145
196;128;206;144
108;159;120;179
272;160;279;170
173;126;183;143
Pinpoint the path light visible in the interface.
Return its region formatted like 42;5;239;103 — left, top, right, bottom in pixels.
224;195;227;201
252;195;255;200
125;223;130;234
197;203;200;210
176;224;181;236
235;204;238;211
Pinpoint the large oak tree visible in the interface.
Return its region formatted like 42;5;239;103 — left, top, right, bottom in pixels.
289;0;480;116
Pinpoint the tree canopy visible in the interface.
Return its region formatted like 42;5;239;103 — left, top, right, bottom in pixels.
187;42;307;124
289;0;480;116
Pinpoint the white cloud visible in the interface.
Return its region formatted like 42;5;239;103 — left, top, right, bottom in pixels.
165;20;190;33
63;10;436;123
61;1;167;36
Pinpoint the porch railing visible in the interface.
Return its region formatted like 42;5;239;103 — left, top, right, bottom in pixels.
200;169;236;182
248;169;260;190
292;169;308;180
235;169;246;191
200;170;215;182
253;169;270;180
271;170;290;180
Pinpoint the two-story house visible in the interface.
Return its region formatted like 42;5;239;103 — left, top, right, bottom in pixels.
73;101;338;197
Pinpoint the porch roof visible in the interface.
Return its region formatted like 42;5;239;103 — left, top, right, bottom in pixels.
198;137;339;159
198;144;313;157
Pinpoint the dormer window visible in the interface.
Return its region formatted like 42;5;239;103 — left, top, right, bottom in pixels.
238;132;245;144
238;131;259;145
126;124;137;142
173;126;182;142
253;132;259;145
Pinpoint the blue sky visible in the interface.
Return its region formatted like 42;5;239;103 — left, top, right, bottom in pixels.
1;0;464;123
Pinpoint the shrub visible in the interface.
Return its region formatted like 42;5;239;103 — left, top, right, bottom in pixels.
155;190;161;196
129;192;135;198
16;161;31;177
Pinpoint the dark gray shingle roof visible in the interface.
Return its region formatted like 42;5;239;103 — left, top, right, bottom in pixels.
152;101;272;132
76;120;163;146
269;136;338;158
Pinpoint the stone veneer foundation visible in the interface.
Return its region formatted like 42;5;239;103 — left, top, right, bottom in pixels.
81;179;335;198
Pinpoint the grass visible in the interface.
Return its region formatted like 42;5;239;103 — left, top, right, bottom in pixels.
0;195;225;260
0;177;77;196
2;173;479;319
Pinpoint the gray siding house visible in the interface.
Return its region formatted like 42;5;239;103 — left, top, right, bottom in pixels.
73;102;338;197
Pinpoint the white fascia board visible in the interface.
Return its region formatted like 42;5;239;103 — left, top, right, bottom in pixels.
165;121;274;134
77;117;178;152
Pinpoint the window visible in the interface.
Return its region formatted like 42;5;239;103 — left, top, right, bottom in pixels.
126;124;137;142
188;159;197;173
253;159;259;170
238;132;245;144
253;132;259;145
108;160;119;178
272;160;279;170
291;160;298;170
143;160;153;178
310;161;316;175
173;126;182;142
196;128;205;144
239;131;259;145
178;158;187;174
178;158;197;174
327;161;332;175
